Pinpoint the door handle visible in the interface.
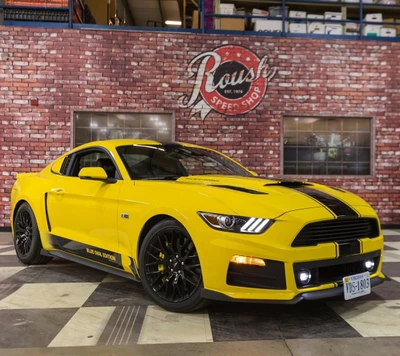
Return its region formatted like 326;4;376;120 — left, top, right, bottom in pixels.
51;188;65;196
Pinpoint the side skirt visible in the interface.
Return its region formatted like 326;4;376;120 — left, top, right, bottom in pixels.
45;249;141;283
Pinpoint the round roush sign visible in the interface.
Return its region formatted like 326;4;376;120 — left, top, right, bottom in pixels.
180;45;277;119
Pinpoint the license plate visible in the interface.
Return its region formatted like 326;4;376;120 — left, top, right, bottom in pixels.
343;272;371;300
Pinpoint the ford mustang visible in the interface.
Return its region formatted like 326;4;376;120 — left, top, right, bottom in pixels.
10;139;385;312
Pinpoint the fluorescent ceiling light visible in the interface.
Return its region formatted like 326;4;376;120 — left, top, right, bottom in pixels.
165;20;182;25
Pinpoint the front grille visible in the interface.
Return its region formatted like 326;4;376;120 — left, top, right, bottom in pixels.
293;250;380;289
292;218;380;247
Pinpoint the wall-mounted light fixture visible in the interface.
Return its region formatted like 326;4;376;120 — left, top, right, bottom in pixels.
165;20;182;26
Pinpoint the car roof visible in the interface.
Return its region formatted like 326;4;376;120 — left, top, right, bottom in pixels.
67;139;205;155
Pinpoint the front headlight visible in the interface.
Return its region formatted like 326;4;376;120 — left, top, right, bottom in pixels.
198;212;273;234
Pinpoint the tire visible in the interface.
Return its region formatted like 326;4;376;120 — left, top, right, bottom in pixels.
139;219;209;312
13;202;52;265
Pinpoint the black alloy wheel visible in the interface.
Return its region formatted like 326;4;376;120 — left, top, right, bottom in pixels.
139;219;209;312
14;208;34;257
13;203;52;265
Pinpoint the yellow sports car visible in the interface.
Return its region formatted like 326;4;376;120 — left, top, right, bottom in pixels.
10;139;384;312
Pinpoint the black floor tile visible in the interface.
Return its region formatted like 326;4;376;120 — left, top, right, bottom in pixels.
0;284;22;301
0;308;77;348
384;245;398;251
383;262;400;278
384;236;400;242
208;301;361;341
0;256;25;267
83;282;152;307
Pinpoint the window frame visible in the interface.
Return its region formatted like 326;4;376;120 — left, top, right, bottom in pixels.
71;110;176;148
281;115;375;178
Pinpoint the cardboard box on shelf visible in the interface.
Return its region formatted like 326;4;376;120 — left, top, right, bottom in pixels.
364;13;383;22
380;27;396;36
289;11;307;19
308;23;325;34
254;19;288;32
324;12;343;20
325;24;343;35
220;4;237;15
289;23;307;33
251;8;269;24
363;24;382;36
268;6;288;18
382;18;400;35
307;14;324;20
192;10;199;29
220;18;245;31
344;22;359;34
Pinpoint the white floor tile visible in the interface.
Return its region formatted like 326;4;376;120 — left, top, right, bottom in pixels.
383;251;400;262
138;305;213;344
0;249;16;256
0;245;13;250
48;306;115;347
385;242;400;250
0;267;26;283
329;300;400;337
0;282;99;309
382;229;400;236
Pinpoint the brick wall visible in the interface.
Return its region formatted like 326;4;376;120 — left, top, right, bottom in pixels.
0;27;399;226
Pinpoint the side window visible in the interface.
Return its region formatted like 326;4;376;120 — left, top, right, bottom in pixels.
69;150;118;179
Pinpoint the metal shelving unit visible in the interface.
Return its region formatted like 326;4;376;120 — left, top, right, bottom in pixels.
0;0;84;28
198;0;400;41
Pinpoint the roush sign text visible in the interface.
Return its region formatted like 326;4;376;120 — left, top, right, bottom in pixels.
180;45;277;119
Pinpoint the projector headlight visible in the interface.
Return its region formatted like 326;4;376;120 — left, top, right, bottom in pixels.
198;212;273;234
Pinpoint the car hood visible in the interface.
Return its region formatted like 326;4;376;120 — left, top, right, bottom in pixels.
174;175;371;218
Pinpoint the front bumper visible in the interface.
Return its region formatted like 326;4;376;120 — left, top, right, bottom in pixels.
201;275;385;304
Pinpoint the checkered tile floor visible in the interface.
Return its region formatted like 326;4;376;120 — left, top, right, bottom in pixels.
0;230;399;349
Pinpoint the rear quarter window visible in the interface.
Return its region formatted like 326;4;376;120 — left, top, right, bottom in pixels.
51;156;71;175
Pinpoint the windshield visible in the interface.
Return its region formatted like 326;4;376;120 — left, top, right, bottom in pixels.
116;144;251;180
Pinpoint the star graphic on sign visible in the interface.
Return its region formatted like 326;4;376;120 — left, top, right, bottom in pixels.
225;51;230;57
245;57;251;61
237;52;242;58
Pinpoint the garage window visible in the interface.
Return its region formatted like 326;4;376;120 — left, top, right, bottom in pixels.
73;112;174;147
283;117;372;176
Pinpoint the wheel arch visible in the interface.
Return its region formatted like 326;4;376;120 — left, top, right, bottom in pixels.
137;214;183;258
12;199;28;230
12;196;48;236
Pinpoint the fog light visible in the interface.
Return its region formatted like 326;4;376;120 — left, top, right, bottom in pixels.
298;269;312;285
365;259;375;271
230;255;266;267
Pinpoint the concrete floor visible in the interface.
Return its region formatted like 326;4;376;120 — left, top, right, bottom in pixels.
1;231;400;356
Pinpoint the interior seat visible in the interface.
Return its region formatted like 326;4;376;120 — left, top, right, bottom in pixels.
96;158;116;179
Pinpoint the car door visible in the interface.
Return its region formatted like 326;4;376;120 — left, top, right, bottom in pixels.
46;148;122;255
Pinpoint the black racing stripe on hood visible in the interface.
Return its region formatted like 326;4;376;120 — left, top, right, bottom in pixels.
293;187;359;218
211;185;267;195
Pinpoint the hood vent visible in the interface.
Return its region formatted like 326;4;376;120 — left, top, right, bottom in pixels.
211;185;267;195
264;180;313;188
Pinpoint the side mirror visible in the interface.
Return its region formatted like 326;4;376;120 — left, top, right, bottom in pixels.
250;170;258;176
78;167;116;183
